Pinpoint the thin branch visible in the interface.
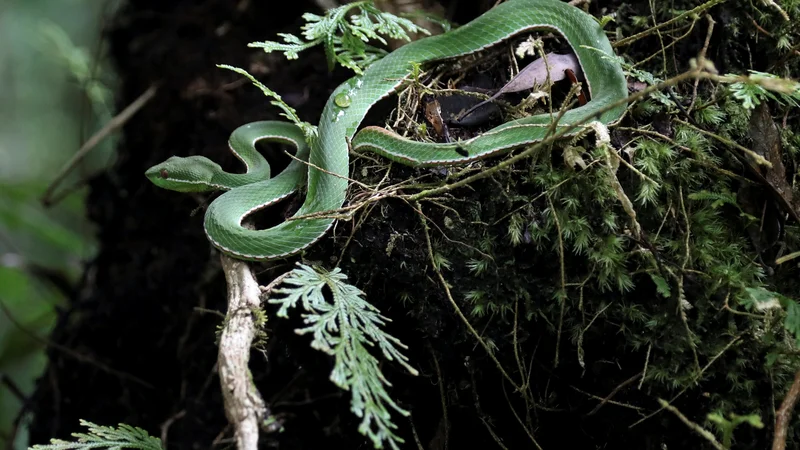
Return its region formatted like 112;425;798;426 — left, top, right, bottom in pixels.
548;195;567;369
41;84;158;206
614;0;729;47
639;343;652;390
587;371;643;416
659;399;726;450
0;298;153;388
430;343;450;450
501;378;544;450
416;202;521;392
407;69;714;203
570;385;646;412
688;15;716;111
630;334;742;428
773;368;800;450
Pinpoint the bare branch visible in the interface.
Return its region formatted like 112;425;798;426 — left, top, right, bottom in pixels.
773;368;800;450
218;255;280;450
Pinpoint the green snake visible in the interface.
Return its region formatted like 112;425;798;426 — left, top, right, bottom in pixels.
145;0;627;261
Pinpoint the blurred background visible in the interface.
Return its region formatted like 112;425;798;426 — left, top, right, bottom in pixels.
0;0;121;447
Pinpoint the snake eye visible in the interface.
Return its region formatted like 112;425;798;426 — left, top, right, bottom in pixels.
160;169;169;179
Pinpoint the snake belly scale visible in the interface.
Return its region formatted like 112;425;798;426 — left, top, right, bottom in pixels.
145;0;627;261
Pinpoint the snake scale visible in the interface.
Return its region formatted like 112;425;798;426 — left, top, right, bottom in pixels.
145;0;627;261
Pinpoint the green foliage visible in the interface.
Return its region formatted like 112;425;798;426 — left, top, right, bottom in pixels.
1;3;109;447
622;62;673;106
687;190;741;211
38;20;114;121
268;264;418;450
648;273;672;298
707;411;764;448
217;65;318;142
35;18;119;191
431;252;451;271
249;1;429;74
465;258;490;276
739;287;800;345
507;212;525;246
728;71;800;109
29;420;161;450
693;104;726;126
414;51;800;437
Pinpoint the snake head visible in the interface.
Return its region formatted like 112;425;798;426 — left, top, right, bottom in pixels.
145;156;223;192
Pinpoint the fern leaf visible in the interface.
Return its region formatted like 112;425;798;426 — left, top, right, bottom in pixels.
268;264;418;450
30;420;161;450
249;1;429;74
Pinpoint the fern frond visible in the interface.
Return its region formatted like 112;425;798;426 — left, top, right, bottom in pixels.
249;1;429;74
30;420;161;450
727;70;800;109
216;65;318;142
268;263;418;450
687;190;739;210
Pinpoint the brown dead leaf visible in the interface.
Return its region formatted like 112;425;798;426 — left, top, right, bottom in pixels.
748;102;798;222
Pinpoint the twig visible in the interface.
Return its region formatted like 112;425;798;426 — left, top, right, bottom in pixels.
501;377;545;450
430;343;450;450
677;186;701;373
2;375;28;450
570;385;645;412
771;41;800;70
674;118;771;167
648;0;668;74
286;147;373;190
614;0;728;47
761;0;790;21
0;298;153;388
218;255;279;450
513;297;526;385
748;16;800;59
608;146;657;184
639;343;651;390
632;19;698;68
596;121;642;238
407;68;715;203
659;399;726;450
1;375;25;404
468;365;511;450
688;15;716;112
408;416;426;450
675;116;800;226
258;271;292;297
773;368;800;450
159;410;186;449
548;195;567;369
576;302;613;371
587;371;643;416
630;334;742;428
416;201;521;391
41;84;158;206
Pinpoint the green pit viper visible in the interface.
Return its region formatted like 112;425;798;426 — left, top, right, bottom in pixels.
145;0;627;261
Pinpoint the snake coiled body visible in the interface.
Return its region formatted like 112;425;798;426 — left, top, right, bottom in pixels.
146;0;627;261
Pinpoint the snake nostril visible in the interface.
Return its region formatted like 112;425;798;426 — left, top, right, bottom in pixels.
160;169;169;179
